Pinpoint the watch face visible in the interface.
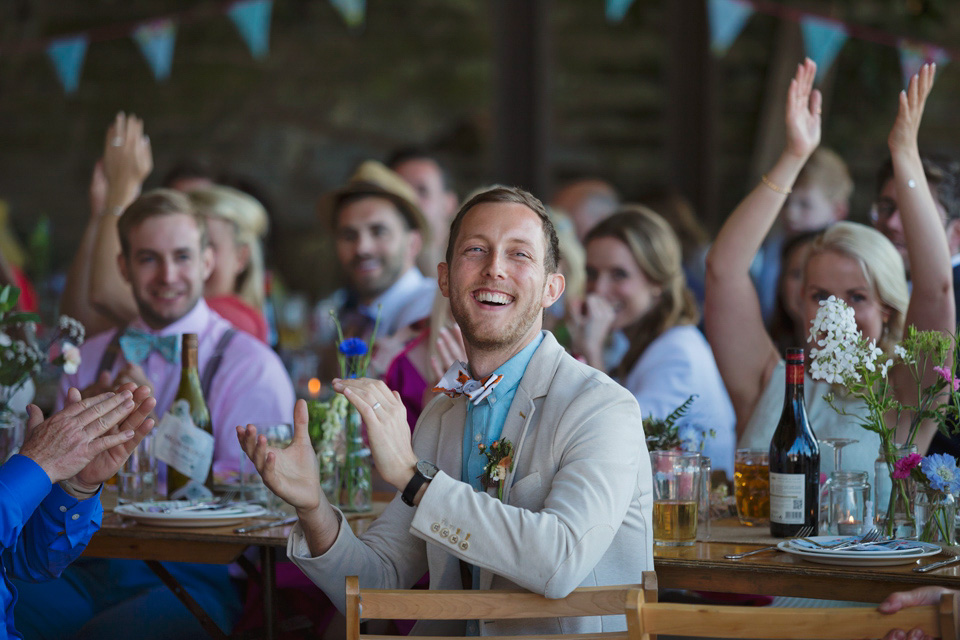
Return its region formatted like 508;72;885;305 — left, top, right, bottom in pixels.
417;460;439;479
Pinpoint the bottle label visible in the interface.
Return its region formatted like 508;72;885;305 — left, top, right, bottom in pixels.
769;472;805;524
152;399;214;483
785;362;804;385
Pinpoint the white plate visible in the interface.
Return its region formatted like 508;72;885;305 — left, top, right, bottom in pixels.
115;502;269;528
787;536;930;557
777;540;942;566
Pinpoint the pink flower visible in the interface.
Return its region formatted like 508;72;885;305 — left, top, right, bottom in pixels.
893;453;923;479
933;365;960;392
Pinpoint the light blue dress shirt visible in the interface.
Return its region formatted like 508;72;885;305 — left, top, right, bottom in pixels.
461;333;545;491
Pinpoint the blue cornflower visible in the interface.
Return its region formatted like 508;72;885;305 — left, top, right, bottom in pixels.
920;453;960;493
338;337;368;357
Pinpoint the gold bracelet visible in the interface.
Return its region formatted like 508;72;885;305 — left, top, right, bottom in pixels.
760;174;792;195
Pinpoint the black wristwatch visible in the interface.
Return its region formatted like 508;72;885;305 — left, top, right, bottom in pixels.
401;460;439;506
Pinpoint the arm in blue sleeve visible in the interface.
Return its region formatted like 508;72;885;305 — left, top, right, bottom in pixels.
0;455;103;583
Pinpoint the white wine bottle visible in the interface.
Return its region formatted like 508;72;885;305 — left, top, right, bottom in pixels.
769;348;820;537
166;333;214;499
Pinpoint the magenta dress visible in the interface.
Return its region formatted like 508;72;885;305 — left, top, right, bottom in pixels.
383;330;431;433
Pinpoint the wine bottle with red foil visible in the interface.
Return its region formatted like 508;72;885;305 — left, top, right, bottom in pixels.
769;348;820;537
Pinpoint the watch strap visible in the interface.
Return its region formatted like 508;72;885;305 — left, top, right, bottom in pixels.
401;468;428;506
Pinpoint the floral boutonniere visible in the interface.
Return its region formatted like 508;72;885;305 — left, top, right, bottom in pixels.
478;439;514;501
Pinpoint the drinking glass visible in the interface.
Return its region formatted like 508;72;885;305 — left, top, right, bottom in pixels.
118;434;158;504
650;451;701;547
819;438;858;531
698;456;712;541
734;449;769;526
258;423;293;514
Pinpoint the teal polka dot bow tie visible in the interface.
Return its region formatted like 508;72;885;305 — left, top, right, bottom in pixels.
118;329;181;365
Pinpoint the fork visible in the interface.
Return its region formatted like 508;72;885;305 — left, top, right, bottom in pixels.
724;526;815;560
799;528;881;550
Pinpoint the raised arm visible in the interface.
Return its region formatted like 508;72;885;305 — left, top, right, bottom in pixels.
886;65;955;449
88;113;151;324
61;160;120;336
705;59;822;431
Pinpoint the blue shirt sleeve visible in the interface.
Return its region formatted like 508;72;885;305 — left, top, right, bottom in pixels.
0;455;102;583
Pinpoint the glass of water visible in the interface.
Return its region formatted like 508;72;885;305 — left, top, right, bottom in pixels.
118;434;158;504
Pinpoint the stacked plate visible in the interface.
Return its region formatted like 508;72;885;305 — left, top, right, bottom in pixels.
115;501;268;528
777;536;942;566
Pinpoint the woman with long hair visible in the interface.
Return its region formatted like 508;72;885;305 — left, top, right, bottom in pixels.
705;60;952;483
570;205;736;477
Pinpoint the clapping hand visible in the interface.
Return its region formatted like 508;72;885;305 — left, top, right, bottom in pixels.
63;383;156;496
18;386;156;496
889;63;935;157
784;58;822;161
237;400;322;514
429;325;467;381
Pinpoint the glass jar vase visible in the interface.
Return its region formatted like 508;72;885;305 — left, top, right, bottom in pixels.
914;489;956;545
874;443;917;538
339;407;372;512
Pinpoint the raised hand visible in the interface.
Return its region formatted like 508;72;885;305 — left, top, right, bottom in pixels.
89;160;107;219
103;112;153;197
64;383;156;495
18;389;143;485
784;58;822;160
429;324;467;381
567;294;617;370
237;400;322;513
878;586;951;640
889;63;936;156
332;377;418;491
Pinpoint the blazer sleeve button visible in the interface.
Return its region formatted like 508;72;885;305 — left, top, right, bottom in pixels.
459;541;469;551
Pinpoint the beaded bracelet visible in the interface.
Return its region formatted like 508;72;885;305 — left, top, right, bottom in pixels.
760;174;792;195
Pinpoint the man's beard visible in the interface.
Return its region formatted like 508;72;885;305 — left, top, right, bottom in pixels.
450;288;543;353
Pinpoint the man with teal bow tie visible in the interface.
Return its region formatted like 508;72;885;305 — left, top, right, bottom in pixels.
14;188;294;639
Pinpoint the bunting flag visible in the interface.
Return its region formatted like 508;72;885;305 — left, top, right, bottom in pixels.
898;40;950;87
329;0;366;28
133;19;177;81
800;15;848;81
707;0;754;56
228;0;273;59
46;35;88;94
605;0;635;23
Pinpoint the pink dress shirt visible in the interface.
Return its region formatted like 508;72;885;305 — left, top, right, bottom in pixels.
59;299;295;476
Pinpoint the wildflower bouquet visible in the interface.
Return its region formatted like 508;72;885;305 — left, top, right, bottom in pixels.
808;296;954;535
895;452;960;544
0;285;84;415
643;394;715;453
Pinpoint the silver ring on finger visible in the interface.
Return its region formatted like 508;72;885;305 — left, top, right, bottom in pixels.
110;136;124;147
372;402;382;412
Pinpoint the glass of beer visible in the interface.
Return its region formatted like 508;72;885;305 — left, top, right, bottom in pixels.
650;451;701;546
734;448;770;526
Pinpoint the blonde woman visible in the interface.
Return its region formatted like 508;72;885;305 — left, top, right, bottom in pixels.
187;186;269;342
570;205;736;476
706;60;952;484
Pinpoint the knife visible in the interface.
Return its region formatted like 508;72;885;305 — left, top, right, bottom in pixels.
913;555;960;573
234;516;298;534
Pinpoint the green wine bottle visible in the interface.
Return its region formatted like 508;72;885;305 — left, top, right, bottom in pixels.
166;333;214;498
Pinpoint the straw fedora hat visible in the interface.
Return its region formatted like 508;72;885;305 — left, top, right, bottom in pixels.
317;160;429;244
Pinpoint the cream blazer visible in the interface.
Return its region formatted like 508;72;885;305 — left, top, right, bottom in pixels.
288;332;653;636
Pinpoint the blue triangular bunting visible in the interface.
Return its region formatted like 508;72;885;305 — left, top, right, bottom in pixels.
229;0;272;59
46;35;88;94
133;19;177;81
329;0;366;28
707;0;754;56
606;0;635;23
800;15;847;81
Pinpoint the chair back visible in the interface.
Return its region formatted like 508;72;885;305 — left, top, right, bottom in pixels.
624;587;960;640
345;572;658;640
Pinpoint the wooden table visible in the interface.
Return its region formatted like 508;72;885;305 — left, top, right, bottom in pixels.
83;500;387;640
655;521;960;603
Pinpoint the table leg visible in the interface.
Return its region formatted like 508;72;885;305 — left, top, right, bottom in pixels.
260;546;276;640
144;560;227;640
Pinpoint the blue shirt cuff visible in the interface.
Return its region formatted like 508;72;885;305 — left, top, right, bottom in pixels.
41;483;103;544
0;454;52;520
